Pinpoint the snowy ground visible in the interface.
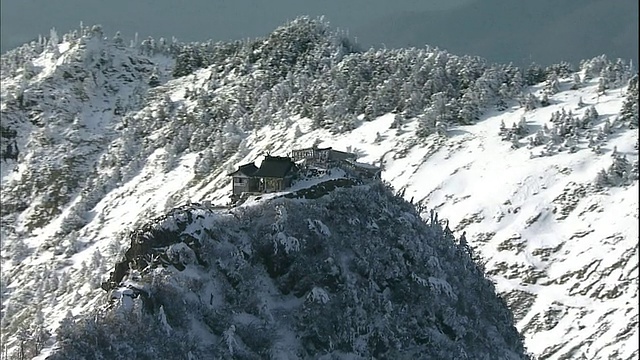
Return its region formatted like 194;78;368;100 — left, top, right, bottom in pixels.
191;77;637;359
2;38;637;359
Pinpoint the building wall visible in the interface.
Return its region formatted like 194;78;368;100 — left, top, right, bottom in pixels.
292;147;333;163
262;177;285;192
232;176;259;195
329;150;357;162
291;149;312;162
232;177;248;195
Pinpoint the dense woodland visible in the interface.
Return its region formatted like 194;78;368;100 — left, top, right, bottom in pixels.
49;183;530;359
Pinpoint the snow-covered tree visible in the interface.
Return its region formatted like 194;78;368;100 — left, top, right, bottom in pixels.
570;73;582;90
597;77;608;95
540;93;550;107
112;31;124;47
194;149;215;178
524;62;546;85
594;169;609;189
607;153;630;185
148;67;161;87
543;72;560;95
619;74;639;128
523;93;538;111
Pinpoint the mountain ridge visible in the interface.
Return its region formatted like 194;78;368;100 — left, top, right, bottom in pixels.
355;0;639;67
0;18;638;359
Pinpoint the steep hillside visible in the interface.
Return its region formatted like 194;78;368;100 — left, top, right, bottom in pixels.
47;183;529;359
1;25;173;233
170;67;638;359
0;18;637;359
1;25;176;359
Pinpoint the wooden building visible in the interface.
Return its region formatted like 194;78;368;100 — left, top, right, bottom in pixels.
252;156;298;192
291;146;357;167
228;146;378;204
228;163;259;196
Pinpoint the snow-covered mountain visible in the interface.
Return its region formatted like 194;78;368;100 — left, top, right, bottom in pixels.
1;18;637;359
47;183;530;359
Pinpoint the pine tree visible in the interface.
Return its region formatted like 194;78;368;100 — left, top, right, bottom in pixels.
90;24;104;39
390;113;403;130
140;36;156;56
597;77;607;95
594;169;609;189
570;73;581;90
148;67;161;87
629;160;639;181
619;74;639;128
496;83;510;111
510;133;520;150
56;311;75;341
457;91;480;125
48;27;59;48
562;136;578;153
580;106;597;129
499;120;507;137
435;120;447;136
416;111;436;138
602;119;612;134
517;116;529;137
608;153;630;185
524;63;546;85
112;31;124;47
30;309;50;356
213;136;224;162
173;47;202;78
529;129;546;147
523;93;538;111
543;73;560;95
16;327;30;360
311;106;327;129
540;93;550;107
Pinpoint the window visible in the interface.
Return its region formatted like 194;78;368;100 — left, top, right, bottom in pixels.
234;177;245;184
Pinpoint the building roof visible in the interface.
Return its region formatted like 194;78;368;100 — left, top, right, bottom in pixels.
292;146;332;152
252;156;296;178
345;158;380;170
228;162;258;177
330;149;357;160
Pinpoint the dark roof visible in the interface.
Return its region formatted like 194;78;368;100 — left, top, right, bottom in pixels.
330;150;357;160
292;146;332;152
252;156;296;178
228;162;258;177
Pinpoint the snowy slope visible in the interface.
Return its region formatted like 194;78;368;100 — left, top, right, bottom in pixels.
378;83;639;359
1;30;178;357
0;23;638;359
186;76;637;358
119;74;636;359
